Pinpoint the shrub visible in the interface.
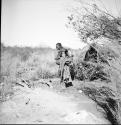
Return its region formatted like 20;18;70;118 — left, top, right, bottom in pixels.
67;1;121;124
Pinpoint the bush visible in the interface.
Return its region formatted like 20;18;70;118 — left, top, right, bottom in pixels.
81;83;121;124
67;1;121;124
75;61;110;82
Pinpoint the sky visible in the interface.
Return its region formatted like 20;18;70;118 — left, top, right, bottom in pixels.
1;0;121;49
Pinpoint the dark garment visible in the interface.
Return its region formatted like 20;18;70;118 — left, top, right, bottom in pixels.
84;46;98;63
55;47;75;82
55;47;70;65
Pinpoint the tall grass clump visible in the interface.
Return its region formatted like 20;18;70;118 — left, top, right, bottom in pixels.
0;51;20;101
17;50;58;81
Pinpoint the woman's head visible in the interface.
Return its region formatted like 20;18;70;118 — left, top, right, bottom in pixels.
56;43;62;50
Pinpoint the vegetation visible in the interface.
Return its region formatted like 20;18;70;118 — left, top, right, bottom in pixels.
1;1;121;124
67;1;121;124
0;44;58;101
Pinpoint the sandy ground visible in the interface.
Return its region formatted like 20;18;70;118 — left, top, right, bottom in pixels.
0;80;110;124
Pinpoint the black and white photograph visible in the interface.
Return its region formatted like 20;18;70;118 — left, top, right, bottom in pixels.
1;0;121;124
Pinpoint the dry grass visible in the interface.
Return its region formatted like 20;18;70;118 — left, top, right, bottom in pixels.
0;45;58;101
0;44;80;101
76;40;121;124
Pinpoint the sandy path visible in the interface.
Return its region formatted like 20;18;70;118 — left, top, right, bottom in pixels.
0;85;110;124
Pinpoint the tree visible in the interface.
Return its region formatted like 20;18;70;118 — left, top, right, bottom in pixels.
67;2;121;44
67;1;121;124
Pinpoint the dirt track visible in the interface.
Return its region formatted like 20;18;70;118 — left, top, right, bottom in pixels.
0;80;110;124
